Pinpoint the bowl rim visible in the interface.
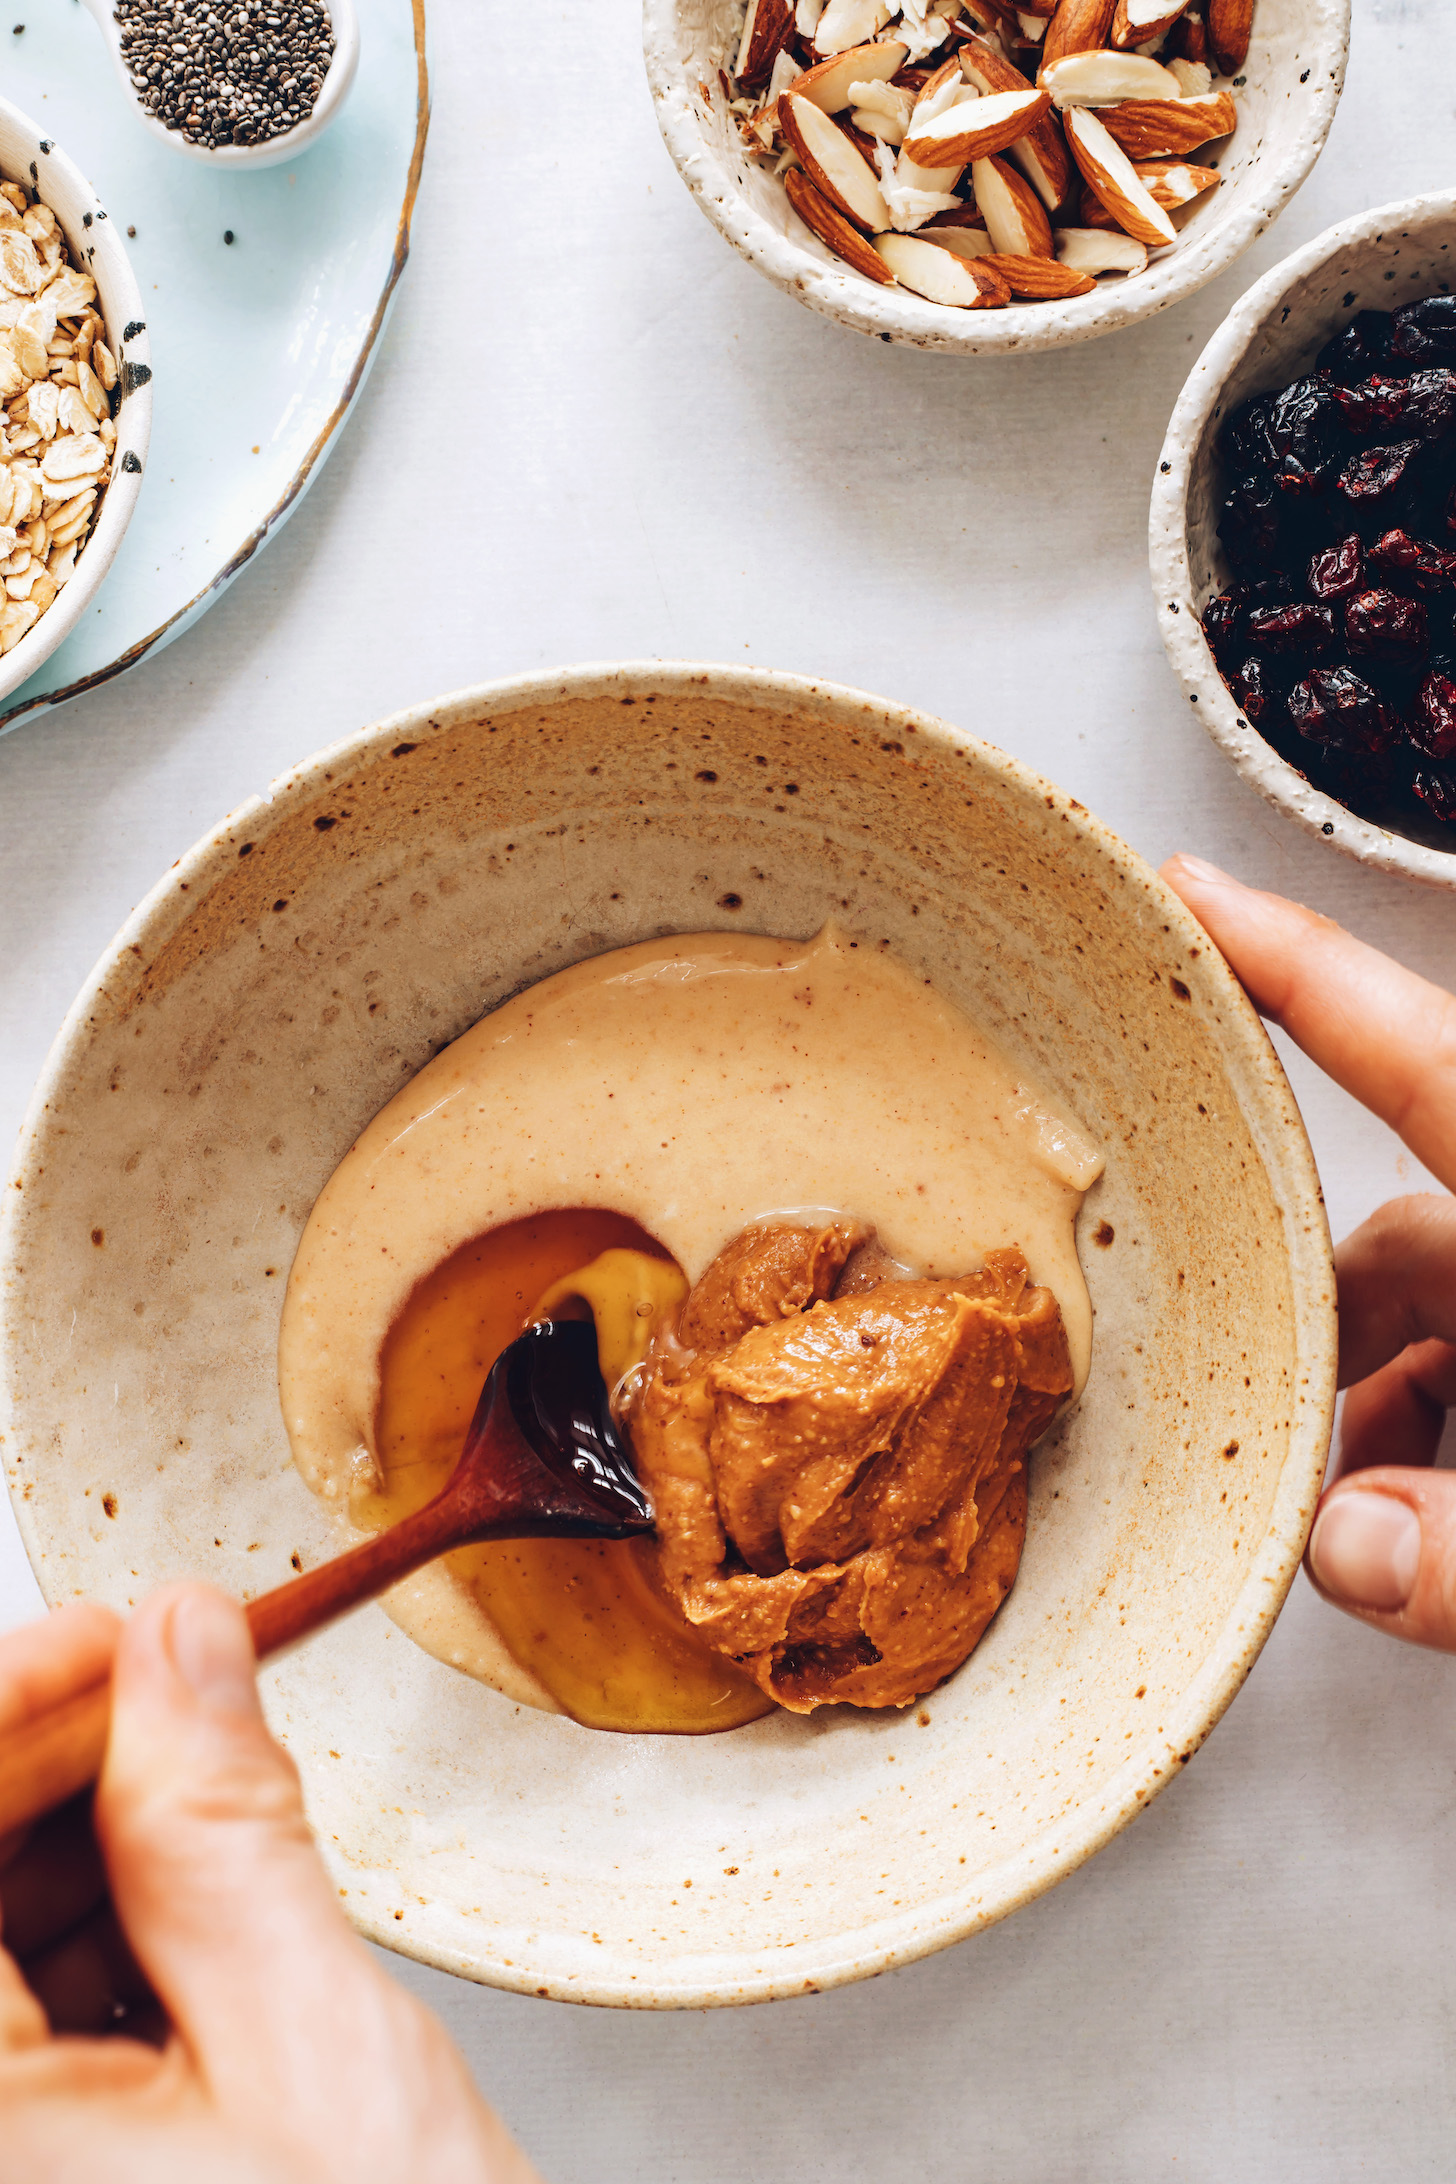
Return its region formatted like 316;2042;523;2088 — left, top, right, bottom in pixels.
641;0;1350;357
0;94;152;707
1150;187;1456;891
2;661;1338;2004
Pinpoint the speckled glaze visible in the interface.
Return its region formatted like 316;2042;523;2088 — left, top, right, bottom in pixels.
643;0;1347;355
0;97;151;706
1152;192;1456;889
0;665;1335;2008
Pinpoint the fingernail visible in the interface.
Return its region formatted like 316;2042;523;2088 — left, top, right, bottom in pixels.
166;1591;260;1717
1173;855;1236;886
1309;1491;1421;1612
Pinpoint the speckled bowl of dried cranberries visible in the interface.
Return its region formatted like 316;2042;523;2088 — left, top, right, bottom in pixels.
1152;190;1456;887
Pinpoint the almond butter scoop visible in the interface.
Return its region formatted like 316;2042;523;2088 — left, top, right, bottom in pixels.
629;1217;1072;1711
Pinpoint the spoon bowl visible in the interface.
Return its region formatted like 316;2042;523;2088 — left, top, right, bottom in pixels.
79;0;359;171
0;1318;652;1840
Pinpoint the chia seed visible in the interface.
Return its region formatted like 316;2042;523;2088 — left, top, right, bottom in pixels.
111;0;335;152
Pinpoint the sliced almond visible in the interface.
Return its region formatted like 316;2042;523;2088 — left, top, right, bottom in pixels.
779;91;892;227
959;0;1016;31
784;166;897;279
1064;104;1176;243
1040;50;1183;103
1134;156;1219;207
904;83;1052;165
1097;88;1235;156
970;152;1055;255
735;0;795;85
1167;56;1210;93
1109;0;1191;50
1206;0;1251;75
958;31;1029;93
918;222;995;258
978;250;1096;296
793;39;909;112
873;230;1008;304
912;53;976;120
1166;9;1209;62
960;0;1021;34
1054;224;1149;271
813;0;891;55
1077;182;1123;227
1040;0;1115;71
849;78;914;142
959;37;1074;209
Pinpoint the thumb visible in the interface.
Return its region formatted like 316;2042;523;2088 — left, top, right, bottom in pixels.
95;1585;372;2108
1307;1471;1456;1651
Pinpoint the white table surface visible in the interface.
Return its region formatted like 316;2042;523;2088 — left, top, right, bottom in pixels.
3;4;1454;2177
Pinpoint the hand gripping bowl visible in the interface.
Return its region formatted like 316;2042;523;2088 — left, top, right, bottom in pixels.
1152;190;1456;888
643;0;1348;355
0;97;151;705
0;665;1335;2007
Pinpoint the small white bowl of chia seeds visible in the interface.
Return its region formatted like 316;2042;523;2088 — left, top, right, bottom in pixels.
80;0;360;172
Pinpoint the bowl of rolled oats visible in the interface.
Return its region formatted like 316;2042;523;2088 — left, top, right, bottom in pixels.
0;97;151;701
644;0;1348;352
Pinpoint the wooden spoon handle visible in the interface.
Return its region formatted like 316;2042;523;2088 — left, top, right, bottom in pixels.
0;1679;111;1839
0;1493;465;1840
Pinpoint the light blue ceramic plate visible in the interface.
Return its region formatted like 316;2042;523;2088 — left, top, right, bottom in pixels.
0;0;427;736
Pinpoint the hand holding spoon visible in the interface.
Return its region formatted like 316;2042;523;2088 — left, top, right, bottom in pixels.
0;1318;652;1839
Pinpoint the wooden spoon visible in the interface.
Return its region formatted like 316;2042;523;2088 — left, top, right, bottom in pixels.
0;1319;652;1839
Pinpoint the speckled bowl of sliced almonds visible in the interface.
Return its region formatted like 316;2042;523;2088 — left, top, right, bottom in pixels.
0;96;151;707
645;0;1348;352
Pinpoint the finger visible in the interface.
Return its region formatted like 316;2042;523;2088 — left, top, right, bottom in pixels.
0;1603;119;1737
1339;1342;1456;1478
1335;1195;1456;1386
96;1585;384;2106
21;1900;157;2041
98;1584;534;2178
1160;856;1456;1193
0;1948;47;2052
1307;1470;1456;1649
0;1794;107;1959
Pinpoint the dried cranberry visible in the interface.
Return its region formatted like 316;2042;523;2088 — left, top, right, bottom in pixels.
1307;534;1363;599
1410;671;1456;760
1345;587;1429;660
1337;439;1423;506
1287;667;1396;752
1391;294;1456;366
1220;392;1276;474
1218;475;1281;571
1229;656;1281;725
1316;310;1395;383
1445;482;1456;537
1369;528;1456;588
1202;587;1248;666
1246;602;1338;657
1267;376;1340;470
1412;766;1456;822
1333;369;1456;440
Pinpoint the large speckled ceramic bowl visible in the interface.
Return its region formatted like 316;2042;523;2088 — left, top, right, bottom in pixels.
0;96;151;704
0;664;1335;2007
1152;190;1456;889
643;0;1347;355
